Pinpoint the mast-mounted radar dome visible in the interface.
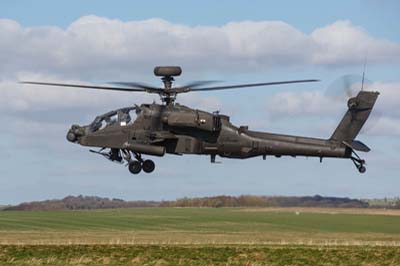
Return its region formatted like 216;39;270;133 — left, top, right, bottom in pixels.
154;66;182;77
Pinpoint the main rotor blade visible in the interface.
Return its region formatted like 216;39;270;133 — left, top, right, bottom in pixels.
191;79;320;91
109;82;160;90
20;81;147;92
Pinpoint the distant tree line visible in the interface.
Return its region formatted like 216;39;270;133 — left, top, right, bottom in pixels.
2;194;373;211
159;195;369;208
3;195;159;211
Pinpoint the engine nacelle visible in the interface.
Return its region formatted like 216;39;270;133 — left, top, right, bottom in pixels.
163;110;221;132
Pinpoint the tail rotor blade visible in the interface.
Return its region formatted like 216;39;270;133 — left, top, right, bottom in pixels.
326;74;370;100
343;75;353;98
326;74;381;135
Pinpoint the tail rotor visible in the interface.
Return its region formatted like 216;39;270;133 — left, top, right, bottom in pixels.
326;74;381;134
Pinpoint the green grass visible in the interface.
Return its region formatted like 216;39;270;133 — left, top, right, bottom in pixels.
0;208;400;244
0;208;400;265
1;207;400;232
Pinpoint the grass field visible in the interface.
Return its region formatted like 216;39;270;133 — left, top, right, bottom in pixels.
0;207;399;265
1;207;400;245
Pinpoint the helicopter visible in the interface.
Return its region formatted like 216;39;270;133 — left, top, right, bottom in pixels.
21;66;379;174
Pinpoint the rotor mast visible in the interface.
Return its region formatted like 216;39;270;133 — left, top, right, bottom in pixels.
160;75;177;105
154;66;182;105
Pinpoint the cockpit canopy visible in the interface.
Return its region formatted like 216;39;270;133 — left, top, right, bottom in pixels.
89;106;139;132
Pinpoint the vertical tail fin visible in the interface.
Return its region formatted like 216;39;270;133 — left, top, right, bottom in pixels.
330;91;379;142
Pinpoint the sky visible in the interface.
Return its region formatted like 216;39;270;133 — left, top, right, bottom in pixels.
0;0;399;204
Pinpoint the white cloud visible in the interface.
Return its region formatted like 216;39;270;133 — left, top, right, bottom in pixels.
265;90;342;118
311;20;400;66
365;117;400;136
0;16;399;79
373;82;400;118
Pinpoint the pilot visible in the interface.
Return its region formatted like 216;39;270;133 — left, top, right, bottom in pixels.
118;110;131;125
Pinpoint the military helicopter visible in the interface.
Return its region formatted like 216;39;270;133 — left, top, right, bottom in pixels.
21;66;379;174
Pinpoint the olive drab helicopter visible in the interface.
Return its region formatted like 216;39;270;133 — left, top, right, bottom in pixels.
21;66;379;174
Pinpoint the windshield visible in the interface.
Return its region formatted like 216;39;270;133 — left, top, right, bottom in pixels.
89;106;138;132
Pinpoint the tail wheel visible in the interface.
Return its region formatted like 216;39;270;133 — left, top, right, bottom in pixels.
128;160;142;174
350;150;367;174
358;165;366;174
142;160;155;173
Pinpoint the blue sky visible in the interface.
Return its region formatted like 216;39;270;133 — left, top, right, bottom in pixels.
2;0;399;38
0;1;399;204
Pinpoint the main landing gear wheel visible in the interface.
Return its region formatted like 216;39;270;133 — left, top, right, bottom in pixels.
142;159;155;173
125;152;156;174
128;160;142;174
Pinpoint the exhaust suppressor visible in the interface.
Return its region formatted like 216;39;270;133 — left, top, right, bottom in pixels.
123;142;165;156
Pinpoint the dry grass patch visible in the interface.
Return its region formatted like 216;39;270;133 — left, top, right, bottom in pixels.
0;245;399;266
236;207;400;216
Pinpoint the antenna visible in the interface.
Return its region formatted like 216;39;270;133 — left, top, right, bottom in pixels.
361;53;368;91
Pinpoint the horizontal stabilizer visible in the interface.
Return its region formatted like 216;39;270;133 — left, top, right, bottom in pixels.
343;140;370;152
